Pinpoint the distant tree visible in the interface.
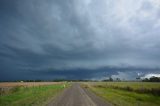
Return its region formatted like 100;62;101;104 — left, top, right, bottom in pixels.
142;76;160;82
136;77;141;80
149;76;160;82
142;78;149;82
102;77;113;82
116;78;121;81
109;77;113;81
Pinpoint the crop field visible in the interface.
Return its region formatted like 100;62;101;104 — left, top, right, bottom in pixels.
83;82;160;106
0;82;62;88
0;82;67;106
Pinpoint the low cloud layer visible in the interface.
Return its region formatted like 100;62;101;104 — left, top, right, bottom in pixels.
0;0;160;80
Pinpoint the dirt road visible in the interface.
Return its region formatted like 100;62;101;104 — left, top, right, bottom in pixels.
48;83;111;106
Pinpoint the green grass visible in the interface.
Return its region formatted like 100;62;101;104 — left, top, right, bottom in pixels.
0;84;66;106
85;82;160;106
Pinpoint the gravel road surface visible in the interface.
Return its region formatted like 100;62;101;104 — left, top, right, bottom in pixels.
48;83;111;106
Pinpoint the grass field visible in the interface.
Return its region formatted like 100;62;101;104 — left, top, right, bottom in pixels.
0;83;67;106
83;82;160;106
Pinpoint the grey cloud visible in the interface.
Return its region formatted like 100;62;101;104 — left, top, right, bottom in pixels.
0;0;160;80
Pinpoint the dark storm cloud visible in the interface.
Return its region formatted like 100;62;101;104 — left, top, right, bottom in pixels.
0;0;160;80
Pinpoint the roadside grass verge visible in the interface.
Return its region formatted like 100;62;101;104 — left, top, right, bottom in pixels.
94;84;160;96
84;82;160;106
86;82;160;96
0;84;67;106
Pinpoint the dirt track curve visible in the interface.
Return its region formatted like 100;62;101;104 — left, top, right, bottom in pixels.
48;83;111;106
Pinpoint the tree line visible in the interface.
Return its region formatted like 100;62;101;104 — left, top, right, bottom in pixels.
142;76;160;82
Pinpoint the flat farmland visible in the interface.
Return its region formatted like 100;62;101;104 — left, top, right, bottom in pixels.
0;82;62;88
1;82;160;106
83;82;160;106
0;82;67;106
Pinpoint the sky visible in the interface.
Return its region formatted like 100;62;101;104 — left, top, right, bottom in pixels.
0;0;160;81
